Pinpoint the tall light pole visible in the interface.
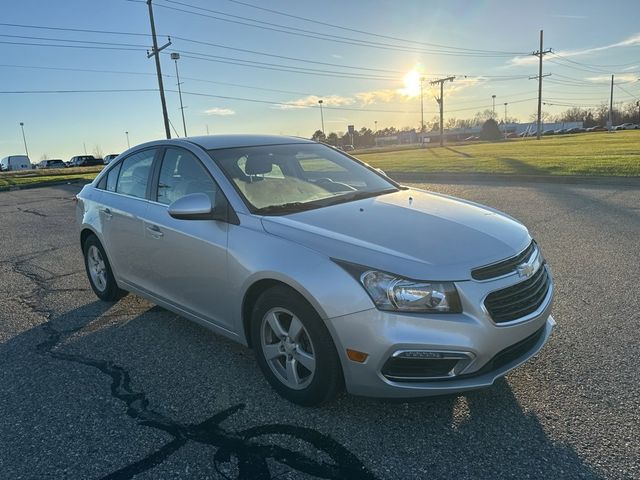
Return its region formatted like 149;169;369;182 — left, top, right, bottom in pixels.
125;131;130;149
504;103;508;139
492;95;496;118
171;52;188;137
19;122;29;158
318;99;325;135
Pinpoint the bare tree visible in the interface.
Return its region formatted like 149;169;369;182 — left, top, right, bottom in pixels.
92;144;104;160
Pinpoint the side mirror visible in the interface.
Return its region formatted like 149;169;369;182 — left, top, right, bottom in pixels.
168;193;217;220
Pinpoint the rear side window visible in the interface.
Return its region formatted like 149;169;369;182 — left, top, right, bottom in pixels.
116;149;155;199
106;162;122;192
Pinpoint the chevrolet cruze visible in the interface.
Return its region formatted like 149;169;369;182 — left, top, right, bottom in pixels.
76;135;555;406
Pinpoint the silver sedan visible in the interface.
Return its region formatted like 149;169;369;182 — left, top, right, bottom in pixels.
76;135;555;405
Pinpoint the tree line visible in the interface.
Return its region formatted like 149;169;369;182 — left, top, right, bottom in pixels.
311;100;640;146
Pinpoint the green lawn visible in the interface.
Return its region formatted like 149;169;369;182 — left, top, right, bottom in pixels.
0;166;103;189
357;131;640;176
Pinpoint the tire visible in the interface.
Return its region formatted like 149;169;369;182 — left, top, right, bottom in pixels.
82;234;124;302
251;285;343;406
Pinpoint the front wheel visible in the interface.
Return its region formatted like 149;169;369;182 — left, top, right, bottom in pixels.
251;286;343;406
83;234;124;302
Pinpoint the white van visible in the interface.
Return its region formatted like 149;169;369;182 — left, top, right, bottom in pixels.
1;155;32;171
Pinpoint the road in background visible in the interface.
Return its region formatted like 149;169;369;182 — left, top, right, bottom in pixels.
0;180;638;479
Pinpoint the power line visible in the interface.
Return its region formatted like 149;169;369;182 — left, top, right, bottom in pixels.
149;0;524;57
222;0;527;55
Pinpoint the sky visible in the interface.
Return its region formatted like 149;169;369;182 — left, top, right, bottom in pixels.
1;0;639;161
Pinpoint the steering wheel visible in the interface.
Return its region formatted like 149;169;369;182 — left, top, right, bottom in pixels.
314;177;357;192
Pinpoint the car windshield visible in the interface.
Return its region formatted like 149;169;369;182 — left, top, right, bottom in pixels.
208;143;399;214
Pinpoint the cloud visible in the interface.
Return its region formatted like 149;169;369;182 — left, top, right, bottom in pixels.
551;14;587;19
205;107;235;116
586;73;639;83
508;32;640;67
276;95;355;110
331;54;343;59
355;89;399;104
623;65;639;71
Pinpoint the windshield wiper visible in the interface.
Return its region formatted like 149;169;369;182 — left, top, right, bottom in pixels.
254;201;321;215
323;188;398;207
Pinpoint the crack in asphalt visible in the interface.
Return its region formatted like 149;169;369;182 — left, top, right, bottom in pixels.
17;207;47;217
12;252;378;480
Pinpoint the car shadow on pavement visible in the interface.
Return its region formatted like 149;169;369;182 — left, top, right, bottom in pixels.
1;290;600;480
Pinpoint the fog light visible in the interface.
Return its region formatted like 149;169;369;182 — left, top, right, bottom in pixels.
346;349;369;363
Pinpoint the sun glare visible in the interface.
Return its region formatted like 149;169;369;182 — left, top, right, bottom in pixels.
401;69;422;97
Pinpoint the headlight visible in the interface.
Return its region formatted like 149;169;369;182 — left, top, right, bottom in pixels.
335;261;462;313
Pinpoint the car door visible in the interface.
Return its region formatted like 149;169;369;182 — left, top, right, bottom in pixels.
143;147;232;329
98;148;158;288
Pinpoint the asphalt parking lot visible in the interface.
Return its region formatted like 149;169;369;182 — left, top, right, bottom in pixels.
1;179;638;479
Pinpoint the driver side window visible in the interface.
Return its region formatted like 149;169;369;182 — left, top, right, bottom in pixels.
156;148;218;206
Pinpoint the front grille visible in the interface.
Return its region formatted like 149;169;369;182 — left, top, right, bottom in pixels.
472;242;536;280
484;265;551;323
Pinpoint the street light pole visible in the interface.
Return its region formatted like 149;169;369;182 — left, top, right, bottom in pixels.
171;52;188;137
125;131;130;149
492;95;496;118
19;122;29;158
504;103;508;139
318;99;325;135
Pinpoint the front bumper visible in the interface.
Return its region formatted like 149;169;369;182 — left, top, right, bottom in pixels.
325;286;555;398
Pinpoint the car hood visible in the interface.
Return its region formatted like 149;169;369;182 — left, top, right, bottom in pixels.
260;188;531;281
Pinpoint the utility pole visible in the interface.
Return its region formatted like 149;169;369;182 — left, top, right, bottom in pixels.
146;0;172;139
420;76;425;135
636;101;640;125
318;99;325;135
171;52;188;137
492;95;496;118
430;76;455;147
125;131;130;149
532;30;552;140
608;74;614;132
19;122;29;158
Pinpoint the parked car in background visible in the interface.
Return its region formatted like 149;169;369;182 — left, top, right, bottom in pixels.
68;155;103;167
566;127;585;134
36;159;66;169
586;126;608;132
614;123;637;130
542;129;555;136
103;154;119;165
76;135;555;406
341;144;355;151
1;155;32;171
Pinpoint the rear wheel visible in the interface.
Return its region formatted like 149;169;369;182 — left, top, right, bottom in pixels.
83;235;124;301
251;286;343;406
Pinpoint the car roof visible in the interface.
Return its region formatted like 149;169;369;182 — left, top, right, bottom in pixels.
184;134;314;150
114;135;317;159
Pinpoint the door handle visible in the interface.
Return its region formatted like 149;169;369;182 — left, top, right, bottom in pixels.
146;224;164;238
100;207;113;218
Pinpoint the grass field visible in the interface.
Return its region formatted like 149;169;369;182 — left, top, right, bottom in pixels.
0;131;638;191
358;130;640;176
0;166;103;189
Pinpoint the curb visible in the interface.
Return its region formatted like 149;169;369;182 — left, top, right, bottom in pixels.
0;178;93;192
388;172;640;187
